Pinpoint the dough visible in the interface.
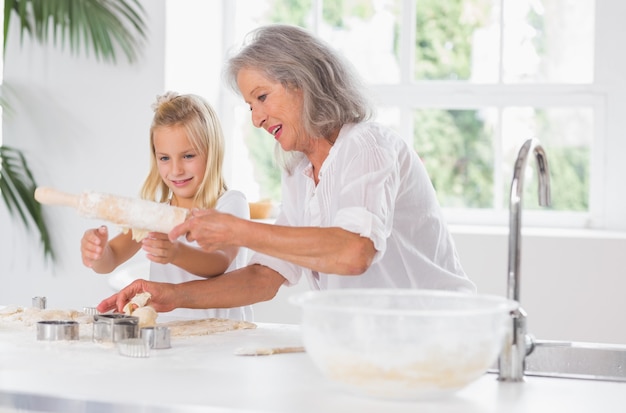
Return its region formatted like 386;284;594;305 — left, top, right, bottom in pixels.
121;227;150;242
0;304;255;340
123;292;158;328
131;228;150;242
163;318;256;337
0;307;87;325
0;307;94;336
119;293;257;335
123;292;152;315
131;306;158;328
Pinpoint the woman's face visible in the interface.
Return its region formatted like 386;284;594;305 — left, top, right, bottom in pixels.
237;68;307;153
152;124;207;209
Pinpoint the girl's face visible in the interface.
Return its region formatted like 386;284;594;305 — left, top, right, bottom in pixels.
237;68;308;153
153;124;207;209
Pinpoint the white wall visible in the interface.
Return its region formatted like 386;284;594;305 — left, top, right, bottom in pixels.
2;0;626;347
0;1;166;309
452;227;626;345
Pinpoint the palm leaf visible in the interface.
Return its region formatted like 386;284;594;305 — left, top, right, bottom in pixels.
0;145;53;261
3;0;147;63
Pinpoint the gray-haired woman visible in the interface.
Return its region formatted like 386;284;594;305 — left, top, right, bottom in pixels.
98;24;475;315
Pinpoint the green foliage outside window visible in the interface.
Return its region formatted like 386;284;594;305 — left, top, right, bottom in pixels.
241;0;590;213
414;109;494;208
244;127;282;201
415;0;489;81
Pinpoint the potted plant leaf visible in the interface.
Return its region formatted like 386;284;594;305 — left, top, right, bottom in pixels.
1;0;148;262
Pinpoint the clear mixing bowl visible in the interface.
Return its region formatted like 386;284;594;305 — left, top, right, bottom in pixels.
291;289;517;400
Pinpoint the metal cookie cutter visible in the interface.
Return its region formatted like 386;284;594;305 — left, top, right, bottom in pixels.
32;296;47;309
93;313;139;343
141;326;171;349
82;307;99;316
117;338;150;358
37;320;79;341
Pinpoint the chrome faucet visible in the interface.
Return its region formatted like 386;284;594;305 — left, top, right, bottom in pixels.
498;138;551;382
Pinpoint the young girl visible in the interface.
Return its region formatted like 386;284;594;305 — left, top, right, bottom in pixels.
80;91;252;321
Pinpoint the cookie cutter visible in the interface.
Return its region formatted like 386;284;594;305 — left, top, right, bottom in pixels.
117;338;150;358
36;320;79;341
141;326;171;349
92;313;139;343
32;296;47;309
82;306;99;316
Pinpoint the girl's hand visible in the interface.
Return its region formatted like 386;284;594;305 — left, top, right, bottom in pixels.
80;226;109;268
141;232;180;264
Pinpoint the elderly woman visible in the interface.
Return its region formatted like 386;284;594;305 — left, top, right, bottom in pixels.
97;24;475;315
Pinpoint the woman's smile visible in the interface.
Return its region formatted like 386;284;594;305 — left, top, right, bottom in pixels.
269;124;282;140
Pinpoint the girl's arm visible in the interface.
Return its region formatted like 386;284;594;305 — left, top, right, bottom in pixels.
172;243;238;278
140;233;237;278
82;227;142;273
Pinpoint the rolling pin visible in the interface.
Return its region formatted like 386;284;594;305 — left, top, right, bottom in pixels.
34;187;189;234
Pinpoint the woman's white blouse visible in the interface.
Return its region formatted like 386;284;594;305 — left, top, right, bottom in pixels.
249;122;476;293
150;190;254;320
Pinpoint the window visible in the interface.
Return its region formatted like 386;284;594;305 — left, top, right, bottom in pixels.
166;0;625;230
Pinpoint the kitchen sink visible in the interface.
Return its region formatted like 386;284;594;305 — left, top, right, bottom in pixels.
524;340;626;382
491;339;626;382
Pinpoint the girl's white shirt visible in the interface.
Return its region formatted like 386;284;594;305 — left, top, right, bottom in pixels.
149;190;254;321
249;122;476;293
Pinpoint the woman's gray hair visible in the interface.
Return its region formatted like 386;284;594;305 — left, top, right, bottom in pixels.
225;24;373;147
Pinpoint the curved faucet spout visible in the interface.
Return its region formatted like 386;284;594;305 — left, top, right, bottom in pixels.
499;138;551;382
508;138;551;302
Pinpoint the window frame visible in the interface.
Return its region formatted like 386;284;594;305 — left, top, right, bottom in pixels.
201;0;625;231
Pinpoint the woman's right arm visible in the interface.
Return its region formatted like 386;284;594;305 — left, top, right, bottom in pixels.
97;263;286;313
170;210;376;276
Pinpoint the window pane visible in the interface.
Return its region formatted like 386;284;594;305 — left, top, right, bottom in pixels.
223;0;595;221
501;107;592;211
265;0;313;27
233;0;313;38
376;107;402;133
230;105;283;203
415;0;501;82
412;106;592;212
318;0;402;84
502;0;594;83
231;0;313;204
413;108;496;208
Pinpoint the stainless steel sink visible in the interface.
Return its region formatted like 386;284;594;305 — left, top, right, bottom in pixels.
491;339;626;382
523;340;626;382
494;140;626;383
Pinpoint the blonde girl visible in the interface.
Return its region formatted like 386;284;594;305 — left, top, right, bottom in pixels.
81;91;252;321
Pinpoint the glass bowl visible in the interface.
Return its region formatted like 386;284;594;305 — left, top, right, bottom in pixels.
291;289;517;400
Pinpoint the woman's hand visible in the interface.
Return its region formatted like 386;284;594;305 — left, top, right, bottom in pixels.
80;226;109;268
171;208;376;276
141;232;180;264
169;209;238;252
97;279;178;314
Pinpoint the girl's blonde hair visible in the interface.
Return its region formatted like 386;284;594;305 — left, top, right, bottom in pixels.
141;91;227;209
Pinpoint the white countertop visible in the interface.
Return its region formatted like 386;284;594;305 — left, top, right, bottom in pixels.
0;321;625;413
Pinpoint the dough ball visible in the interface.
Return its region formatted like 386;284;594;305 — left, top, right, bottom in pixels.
123;292;152;315
132;305;158;328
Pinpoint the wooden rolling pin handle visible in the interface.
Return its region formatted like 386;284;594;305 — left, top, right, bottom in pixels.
34;187;81;209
